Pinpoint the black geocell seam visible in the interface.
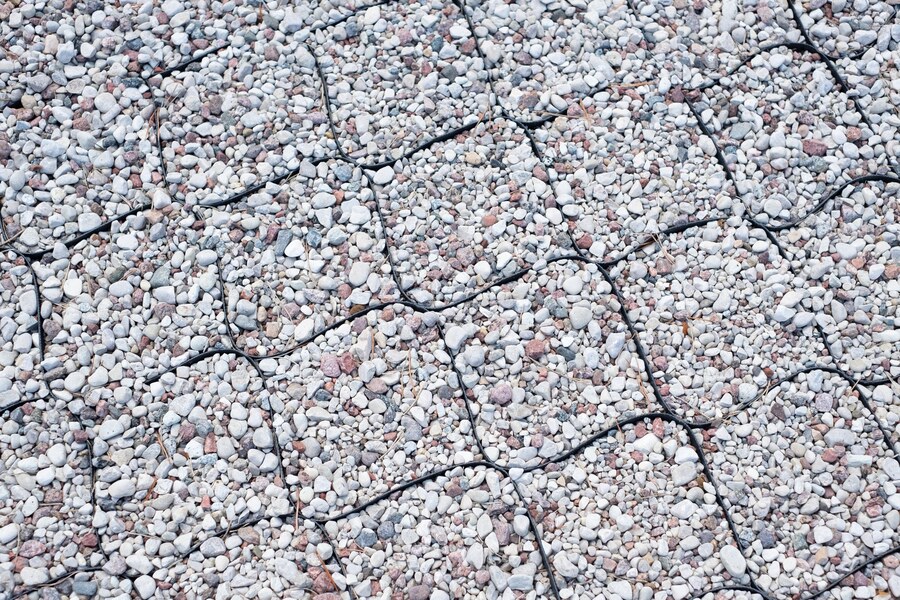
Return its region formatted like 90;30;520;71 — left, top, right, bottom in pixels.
152;41;336;208
598;262;767;589
0;95;170;425
292;461;563;598
511;409;755;572
518;69;780;272
0;253;43;418
269;282;562;592
683;96;793;264
160;22;894;600
158;39;342;366
8;401;116;600
764;173;900;232
150;41;232;81
786;0;900;63
214;251;241;351
686;41;900;201
10;567;106;600
197;256;584;371
1;166;868;600
437;321;492;462
13;248;45;361
782;365;900;457
810;310;898;389
189;194;567;597
188;173;900;384
308;35;486;171
773;176;900;388
518;57;899;595
188;168;421;363
806;11;900;179
263;255;750;598
193;155;332;210
451;0;602;130
707;39;872;256
138;1;607;361
691;361;900;598
749;539;900;600
154;37;416;356
11;4;900;600
1;212;154;416
10;91;167;262
687;41;867;98
139;0;408;88
179;203;241;357
359;169;418;305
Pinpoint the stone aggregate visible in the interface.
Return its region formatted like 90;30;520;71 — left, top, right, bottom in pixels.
1;1;899;599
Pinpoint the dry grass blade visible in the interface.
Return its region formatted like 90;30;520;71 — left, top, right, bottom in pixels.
0;228;24;248
156;430;171;462
315;549;340;593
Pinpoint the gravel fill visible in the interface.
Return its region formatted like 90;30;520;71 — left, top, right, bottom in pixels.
157;34;330;207
534;78;736;263
444;259;658;467
312;0;492;165
517;416;747;597
691;45;897;228
322;463;554;597
776;177;899;382
465;0;636;121
795;0;898;58
0;250;42;412
275;303;477;520
2;0;900;598
632;0;795;82
197;159;398;356
0;60;159;252
706;370;900;597
612;219;829;423
375;115;570;307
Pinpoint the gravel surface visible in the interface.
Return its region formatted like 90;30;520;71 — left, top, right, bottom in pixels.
156;32;330;207
691;45;897;228
323;464;554;598
632;0;795;83
444;259;658;467
795;0;898;57
465;0;633;121
516;416;746;596
274;303;477;520
312;0;491;165
706;370;900;598
375;115;570;307
612;219;829;423
0;58;159;252
534;78;735;262
776;177;900;381
199;159;399;355
1;0;899;599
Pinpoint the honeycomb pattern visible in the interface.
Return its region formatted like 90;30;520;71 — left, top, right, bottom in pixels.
1;1;899;599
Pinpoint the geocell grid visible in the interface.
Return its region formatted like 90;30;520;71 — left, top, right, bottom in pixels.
1;0;899;599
